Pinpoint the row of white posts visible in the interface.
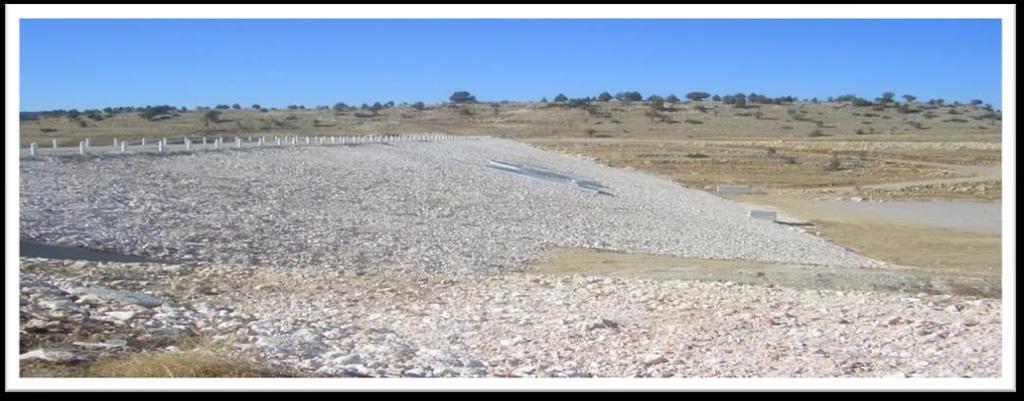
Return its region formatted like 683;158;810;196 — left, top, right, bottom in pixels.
29;134;461;156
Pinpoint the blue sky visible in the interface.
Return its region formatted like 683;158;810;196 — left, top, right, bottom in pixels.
20;19;1002;111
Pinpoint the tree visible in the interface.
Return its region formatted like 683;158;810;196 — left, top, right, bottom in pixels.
554;93;568;102
231;103;242;110
215;104;230;110
449;91;477;103
685;92;711;102
877;92;896;105
412;101;426;110
665;94;680;103
333;102;348;112
597;92;613;102
252;104;261;110
370;102;383;111
969;99;984;106
902;95;916;103
711;94;721;101
540;97;548;103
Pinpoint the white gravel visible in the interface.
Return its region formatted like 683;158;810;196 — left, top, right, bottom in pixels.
20;138;883;272
20;258;1001;378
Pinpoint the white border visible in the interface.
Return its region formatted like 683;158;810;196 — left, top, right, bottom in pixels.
6;4;1016;392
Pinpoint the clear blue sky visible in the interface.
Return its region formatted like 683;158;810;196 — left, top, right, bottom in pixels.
20;19;1002;111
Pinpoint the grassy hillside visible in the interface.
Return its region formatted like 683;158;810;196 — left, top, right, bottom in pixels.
20;100;1002;147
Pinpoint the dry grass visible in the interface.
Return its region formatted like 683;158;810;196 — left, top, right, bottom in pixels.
20;101;1001;147
532;141;972;191
85;336;290;378
86;351;275;378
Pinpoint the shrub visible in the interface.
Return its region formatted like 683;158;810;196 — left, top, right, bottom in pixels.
685;92;711;102
824;158;842;171
614;91;643;102
851;98;873;107
711;94;721;101
766;147;776;155
567;98;590;109
648;96;664;111
449;91;477;103
138;105;177;121
202;110;221;125
84;110;104;121
906;121;927;130
808;129;825;137
684;119;702;124
553;93;568;102
597;92;612;102
231;103;241;110
412;101;426;110
585;128;597;137
332;102;348;112
665;94;680;103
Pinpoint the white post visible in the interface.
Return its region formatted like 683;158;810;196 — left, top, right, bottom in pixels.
141;138;147;147
120;141;126;152
113;138;118;148
186;139;191;150
305;136;310;145
332;136;336;144
79;141;86;155
52;138;58;149
158;140;165;153
214;138;219;149
276;137;281;145
203;137;207;145
29;143;37;156
85;138;91;148
236;137;242;148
